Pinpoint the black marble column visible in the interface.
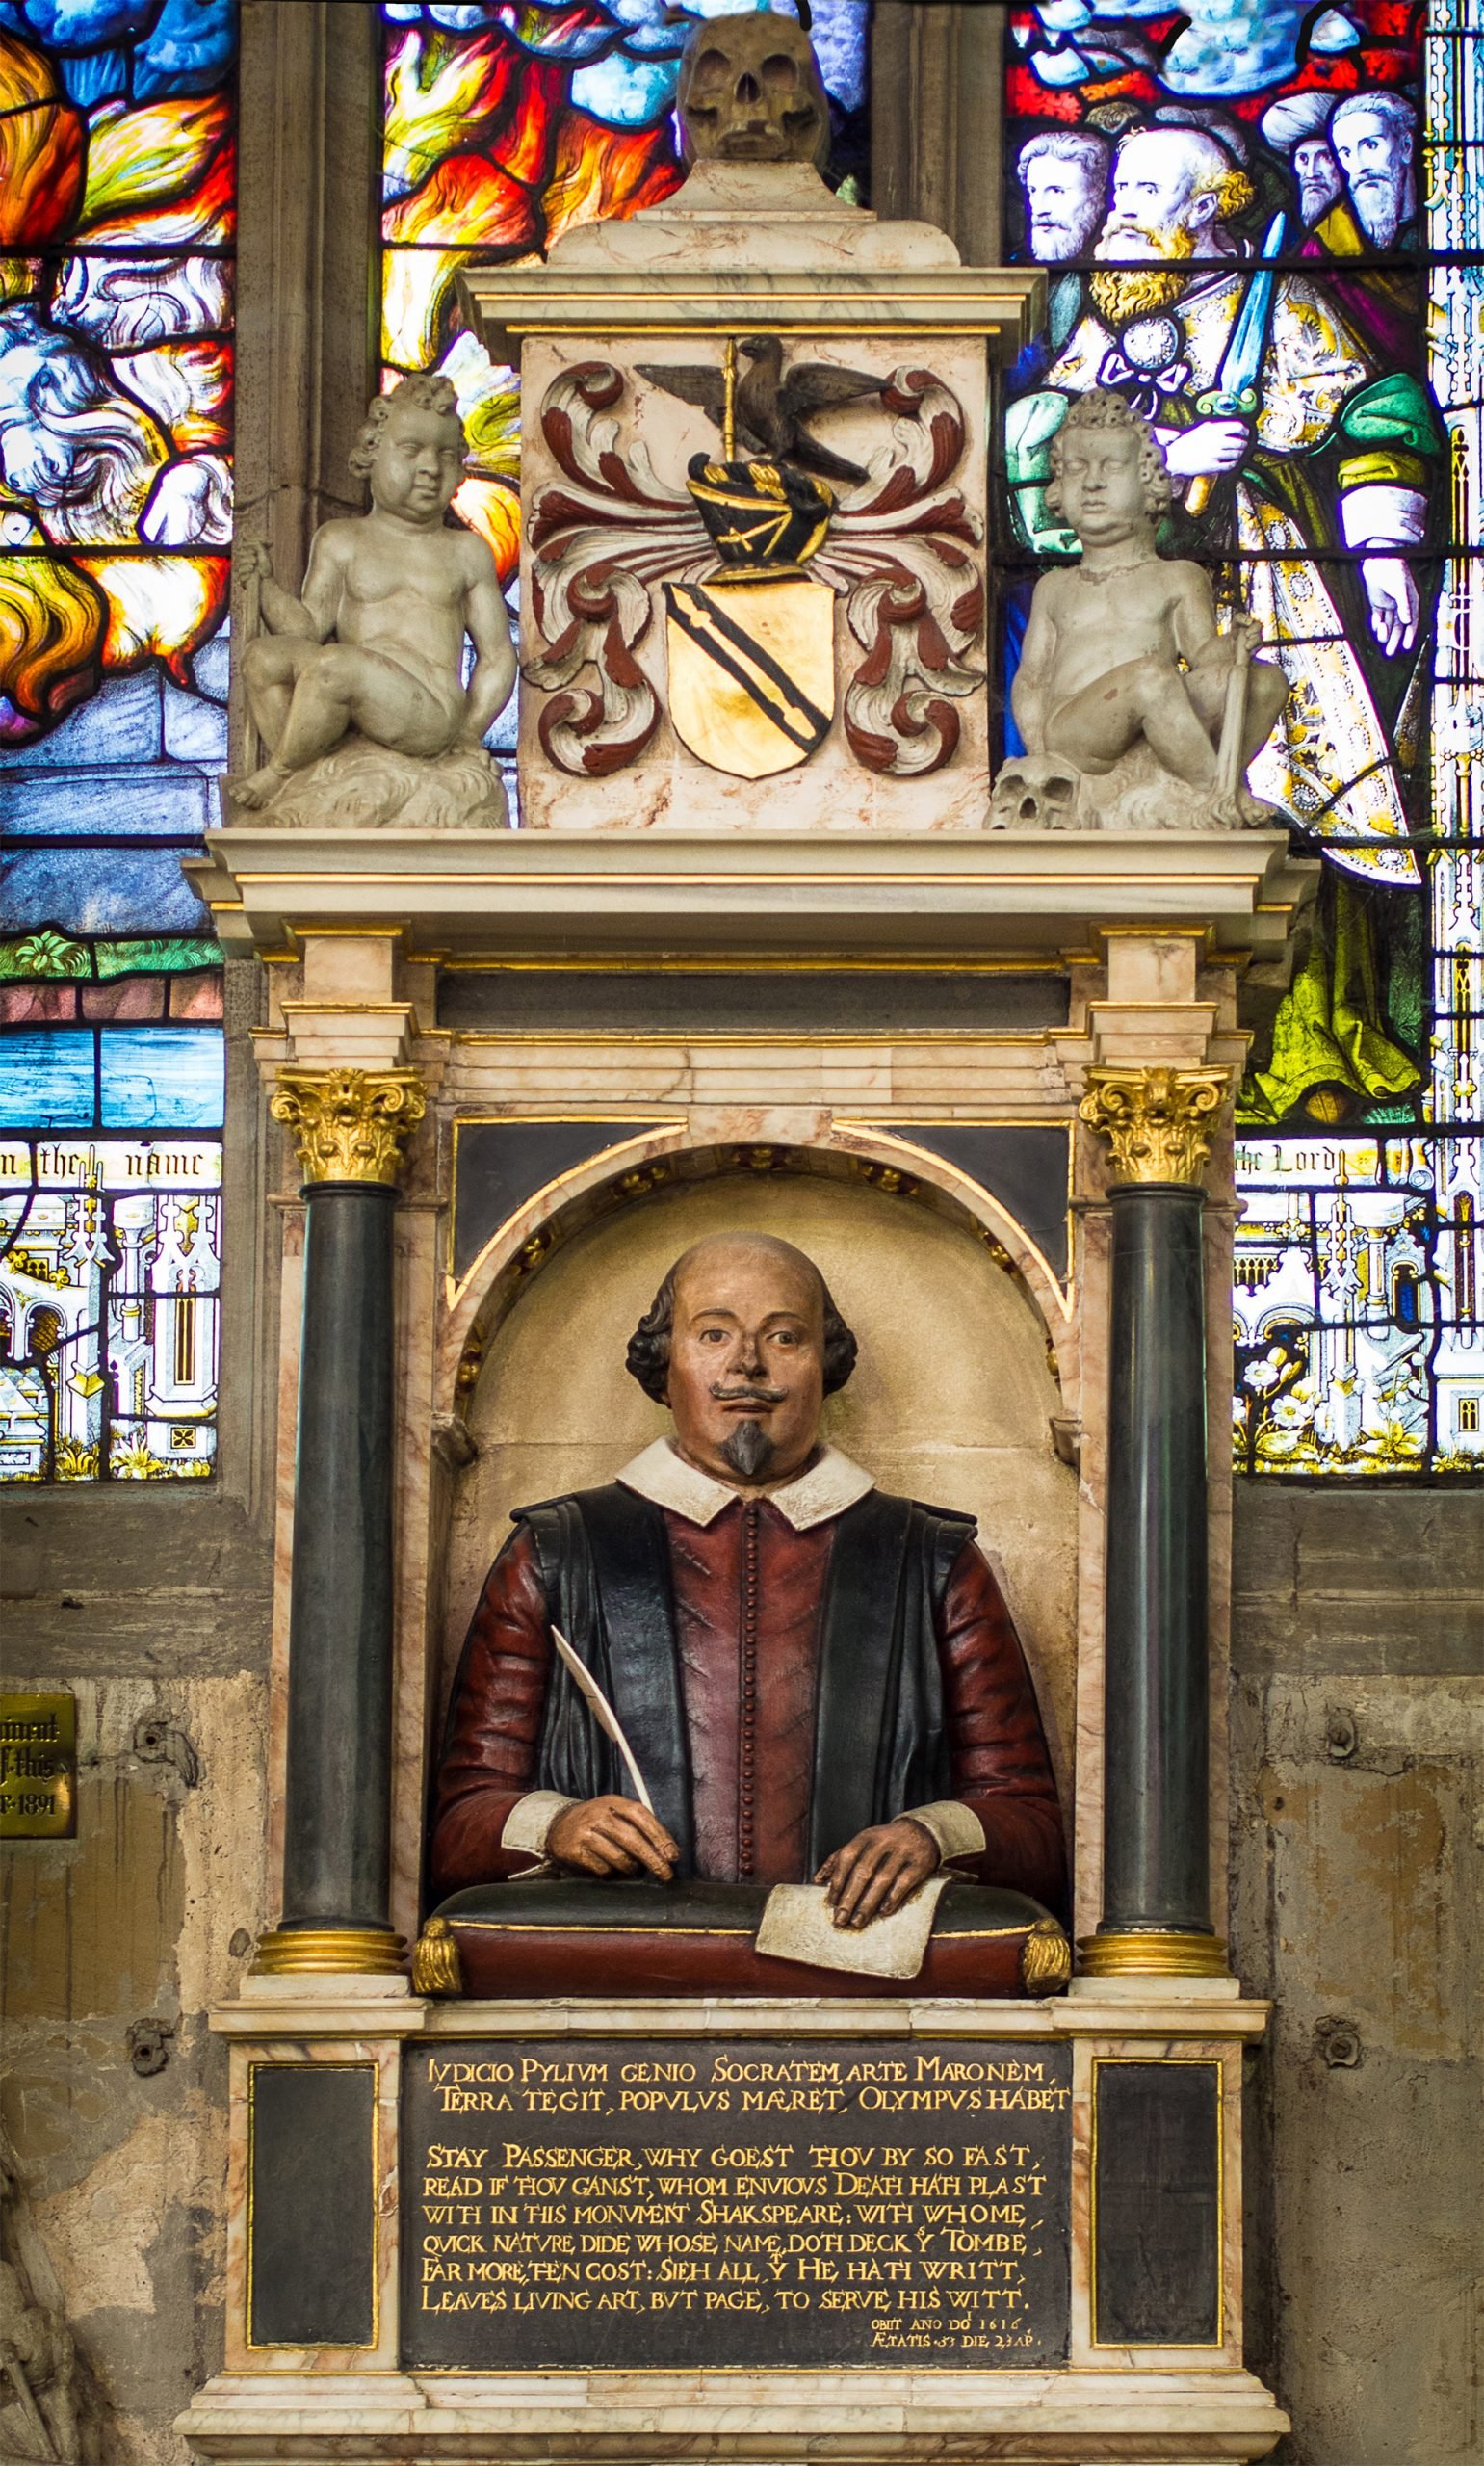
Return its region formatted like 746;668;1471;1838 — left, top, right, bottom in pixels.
278;1180;398;1947
1080;1069;1226;1977
255;1069;424;1975
1098;1183;1214;1948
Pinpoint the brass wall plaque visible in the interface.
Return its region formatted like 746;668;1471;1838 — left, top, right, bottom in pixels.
0;1692;77;1839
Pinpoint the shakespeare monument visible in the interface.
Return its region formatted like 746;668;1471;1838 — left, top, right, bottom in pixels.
175;10;1308;2461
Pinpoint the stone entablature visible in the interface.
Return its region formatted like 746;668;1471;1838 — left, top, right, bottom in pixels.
190;826;1314;964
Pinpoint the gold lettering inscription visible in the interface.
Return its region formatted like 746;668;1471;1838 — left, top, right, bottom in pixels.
0;1694;76;1840
409;2048;1069;2360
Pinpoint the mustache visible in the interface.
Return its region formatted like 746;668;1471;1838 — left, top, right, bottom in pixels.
710;1382;787;1405
1097;219;1196;260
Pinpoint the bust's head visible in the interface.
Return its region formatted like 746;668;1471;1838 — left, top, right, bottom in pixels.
351;375;467;523
676;9;830;173
627;1232;856;1488
1047;389;1172;546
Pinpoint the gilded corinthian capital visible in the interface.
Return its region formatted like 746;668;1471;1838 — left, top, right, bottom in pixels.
1080;1066;1227;1188
271;1067;427;1187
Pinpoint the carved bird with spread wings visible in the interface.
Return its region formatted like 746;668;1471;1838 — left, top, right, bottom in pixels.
637;335;886;485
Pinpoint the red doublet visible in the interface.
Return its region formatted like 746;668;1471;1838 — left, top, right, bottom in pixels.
431;1499;1066;1913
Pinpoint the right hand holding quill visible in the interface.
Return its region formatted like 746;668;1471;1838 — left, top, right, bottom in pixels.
548;1796;679;1880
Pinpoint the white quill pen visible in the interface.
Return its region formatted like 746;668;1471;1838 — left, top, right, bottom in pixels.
550;1625;655;1813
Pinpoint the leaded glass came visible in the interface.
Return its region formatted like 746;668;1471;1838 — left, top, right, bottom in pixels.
1000;0;1482;1475
0;0;234;1479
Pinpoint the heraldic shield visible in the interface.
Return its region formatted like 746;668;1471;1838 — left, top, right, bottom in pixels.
664;576;835;779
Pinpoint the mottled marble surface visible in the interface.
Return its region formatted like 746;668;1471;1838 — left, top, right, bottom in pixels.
543;161;962;275
222;2034;405;2377
191;826;1316;965
203;1989;1275;2452
1068;2035;1248;2374
179;2361;1288;2459
216;1989;1267;2041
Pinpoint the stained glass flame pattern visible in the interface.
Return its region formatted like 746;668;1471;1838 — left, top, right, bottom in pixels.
1;0;234;1480
1001;0;1482;1474
379;0;871;589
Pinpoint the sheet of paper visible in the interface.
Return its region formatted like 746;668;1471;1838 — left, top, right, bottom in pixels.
754;1875;950;1980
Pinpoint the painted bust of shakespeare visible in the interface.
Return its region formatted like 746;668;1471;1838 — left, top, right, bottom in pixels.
231;376;515;828
1007;390;1287;829
432;1234;1066;1957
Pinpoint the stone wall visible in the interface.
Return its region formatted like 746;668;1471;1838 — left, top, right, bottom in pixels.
1230;1483;1483;2466
1;1489;273;2465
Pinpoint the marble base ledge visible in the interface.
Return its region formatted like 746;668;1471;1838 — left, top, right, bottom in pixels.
178;2367;1288;2464
208;1990;1270;2041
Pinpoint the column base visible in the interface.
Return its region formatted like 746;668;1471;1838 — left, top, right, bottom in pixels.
1079;1928;1229;1979
251;1926;406;1976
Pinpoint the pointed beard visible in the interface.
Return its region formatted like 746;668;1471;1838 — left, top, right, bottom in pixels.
720;1419;775;1481
1088;264;1189;326
1350;178;1403;249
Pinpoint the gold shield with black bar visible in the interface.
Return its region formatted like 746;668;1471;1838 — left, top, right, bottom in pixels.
664;575;836;779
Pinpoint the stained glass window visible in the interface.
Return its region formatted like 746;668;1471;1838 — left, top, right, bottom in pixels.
1000;0;1482;1475
378;0;872;790
0;0;234;1480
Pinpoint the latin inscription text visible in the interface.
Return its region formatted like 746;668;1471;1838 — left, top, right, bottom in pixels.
402;2037;1070;2371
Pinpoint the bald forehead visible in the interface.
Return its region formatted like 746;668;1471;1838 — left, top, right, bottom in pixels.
1118;131;1205;183
671;1235;824;1321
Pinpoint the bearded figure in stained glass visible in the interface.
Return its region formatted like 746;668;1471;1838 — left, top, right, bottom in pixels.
1255;92;1414;380
1006;119;1442;887
232;375;515;828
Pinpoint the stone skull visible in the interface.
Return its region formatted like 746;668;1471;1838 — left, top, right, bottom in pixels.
676;12;831;172
989;756;1083;830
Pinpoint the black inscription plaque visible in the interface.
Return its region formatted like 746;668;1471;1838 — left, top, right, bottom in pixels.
249;2063;377;2349
1093;2059;1221;2347
402;2037;1070;2371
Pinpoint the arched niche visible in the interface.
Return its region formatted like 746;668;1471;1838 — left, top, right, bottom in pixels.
440;1163;1078;1805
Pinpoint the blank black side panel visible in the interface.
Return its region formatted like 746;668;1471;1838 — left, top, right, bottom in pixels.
1094;2060;1221;2346
249;2064;376;2348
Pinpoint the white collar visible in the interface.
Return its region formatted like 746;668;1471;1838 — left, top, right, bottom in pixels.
616;1438;874;1533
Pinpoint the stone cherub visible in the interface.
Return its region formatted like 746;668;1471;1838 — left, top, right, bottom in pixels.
231;375;515;829
1001;390;1287;831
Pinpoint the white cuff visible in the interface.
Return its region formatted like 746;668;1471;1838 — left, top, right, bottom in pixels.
1341;485;1426;549
501;1790;579;1858
900;1800;986;1864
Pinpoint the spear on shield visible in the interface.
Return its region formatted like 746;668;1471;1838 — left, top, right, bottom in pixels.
1185;212;1288;519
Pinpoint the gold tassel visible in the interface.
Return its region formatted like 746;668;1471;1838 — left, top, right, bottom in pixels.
1019;1916;1072;1997
411;1915;462;1998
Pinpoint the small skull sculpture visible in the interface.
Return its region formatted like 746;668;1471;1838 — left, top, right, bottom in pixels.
676;11;831;172
989;757;1083;831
